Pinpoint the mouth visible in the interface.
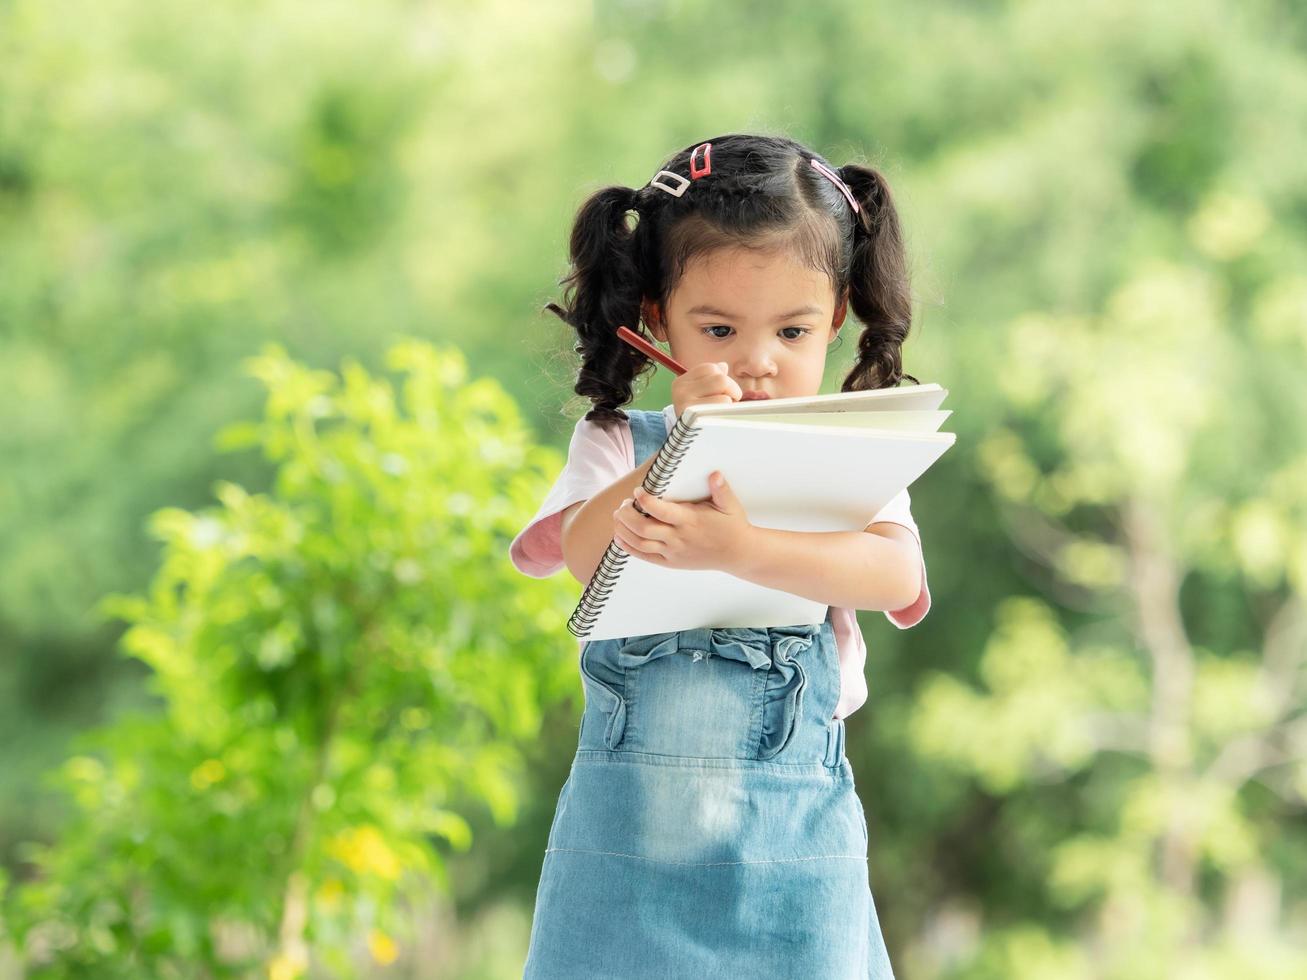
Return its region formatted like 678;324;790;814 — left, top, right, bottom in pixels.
740;391;771;401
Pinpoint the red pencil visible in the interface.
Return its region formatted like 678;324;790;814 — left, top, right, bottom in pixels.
616;325;688;375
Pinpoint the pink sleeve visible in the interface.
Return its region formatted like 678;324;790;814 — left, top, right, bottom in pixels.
508;417;634;578
867;489;931;628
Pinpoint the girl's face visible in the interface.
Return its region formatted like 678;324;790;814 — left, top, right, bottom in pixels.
644;246;844;401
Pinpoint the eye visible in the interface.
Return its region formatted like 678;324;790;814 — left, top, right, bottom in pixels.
700;326;813;340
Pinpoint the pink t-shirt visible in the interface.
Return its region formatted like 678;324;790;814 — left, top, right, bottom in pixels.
508;404;931;721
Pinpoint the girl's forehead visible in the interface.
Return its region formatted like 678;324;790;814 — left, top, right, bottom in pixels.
685;245;804;275
671;248;835;305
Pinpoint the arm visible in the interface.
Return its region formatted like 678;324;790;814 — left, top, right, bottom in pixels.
560;454;658;585
727;522;922;612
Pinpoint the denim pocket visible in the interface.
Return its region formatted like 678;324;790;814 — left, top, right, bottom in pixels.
578;641;628;749
755;651;808;760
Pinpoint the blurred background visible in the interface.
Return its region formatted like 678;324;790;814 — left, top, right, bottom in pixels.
2;0;1305;976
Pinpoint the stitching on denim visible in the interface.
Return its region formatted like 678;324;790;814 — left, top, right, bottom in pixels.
619;662;637;748
544;847;868;867
742;662;765;758
573;749;853;776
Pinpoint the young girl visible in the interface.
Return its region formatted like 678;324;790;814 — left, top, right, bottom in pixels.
509;133;931;979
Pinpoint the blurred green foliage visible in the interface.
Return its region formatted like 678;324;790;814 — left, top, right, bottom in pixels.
2;0;1306;976
2;343;577;975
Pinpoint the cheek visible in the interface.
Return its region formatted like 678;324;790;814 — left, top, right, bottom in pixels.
668;331;712;358
801;355;829;385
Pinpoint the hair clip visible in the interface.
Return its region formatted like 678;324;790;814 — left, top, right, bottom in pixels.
648;142;713;199
689;142;712;179
649;169;690;198
810;158;860;214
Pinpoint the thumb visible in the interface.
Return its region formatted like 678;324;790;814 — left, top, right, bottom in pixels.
708;471;737;511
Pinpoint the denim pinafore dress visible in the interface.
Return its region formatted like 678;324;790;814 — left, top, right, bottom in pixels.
523;409;895;979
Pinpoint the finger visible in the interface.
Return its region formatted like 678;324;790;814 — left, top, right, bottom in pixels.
708;471;739;511
614;529;663;560
632;488;677;525
708;365;741;401
692;377;727;400
631;510;672;544
696;361;727;378
697;394;735;406
629;506;670;547
616;498;671;538
612;499;632;532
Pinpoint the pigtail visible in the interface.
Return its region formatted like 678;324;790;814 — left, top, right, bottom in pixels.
836;164;919;391
543;184;652;425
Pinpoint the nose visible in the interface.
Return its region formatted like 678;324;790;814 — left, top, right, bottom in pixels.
734;343;779;379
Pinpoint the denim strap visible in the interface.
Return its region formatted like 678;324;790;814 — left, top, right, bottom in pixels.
627;408;671;467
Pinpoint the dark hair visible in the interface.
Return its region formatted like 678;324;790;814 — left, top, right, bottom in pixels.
544;132;919;424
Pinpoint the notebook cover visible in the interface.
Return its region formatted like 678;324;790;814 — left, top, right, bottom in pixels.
567;387;956;640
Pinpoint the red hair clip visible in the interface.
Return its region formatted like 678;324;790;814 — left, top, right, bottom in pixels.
648;142;712;198
689;142;712;179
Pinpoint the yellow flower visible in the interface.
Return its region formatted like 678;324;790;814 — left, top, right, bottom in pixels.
267;950;307;980
189;758;227;791
314;876;345;911
367;928;399;965
326;825;402;881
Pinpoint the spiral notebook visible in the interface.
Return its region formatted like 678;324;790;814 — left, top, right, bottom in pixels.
566;382;957;640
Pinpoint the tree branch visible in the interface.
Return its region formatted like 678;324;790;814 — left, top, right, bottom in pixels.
1121;495;1198;901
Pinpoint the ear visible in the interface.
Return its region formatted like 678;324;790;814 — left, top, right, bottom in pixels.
643;300;668;342
832;291;848;329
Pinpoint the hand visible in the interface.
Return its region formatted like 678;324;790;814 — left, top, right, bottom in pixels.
611;472;753;573
671;361;742;418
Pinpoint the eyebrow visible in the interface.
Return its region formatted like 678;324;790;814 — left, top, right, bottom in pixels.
685;304;823;321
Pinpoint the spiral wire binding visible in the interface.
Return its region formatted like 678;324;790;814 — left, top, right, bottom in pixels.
566;415;703;638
